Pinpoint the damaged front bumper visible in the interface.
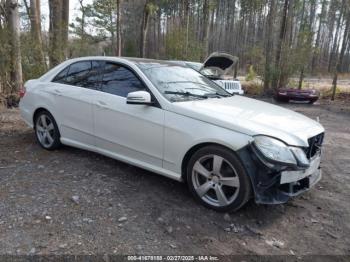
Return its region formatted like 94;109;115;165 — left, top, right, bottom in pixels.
237;145;322;204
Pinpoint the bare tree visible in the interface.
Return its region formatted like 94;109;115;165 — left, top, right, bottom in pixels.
61;0;69;59
311;0;328;74
6;0;22;93
328;0;345;72
116;0;122;56
332;5;350;100
264;0;276;92
49;0;69;67
49;0;62;67
201;0;210;60
140;0;157;58
77;0;86;39
23;0;46;70
273;0;290;89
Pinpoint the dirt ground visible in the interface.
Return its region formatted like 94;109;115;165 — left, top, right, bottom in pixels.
0;99;349;257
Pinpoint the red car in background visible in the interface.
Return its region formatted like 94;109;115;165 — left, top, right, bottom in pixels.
275;88;320;104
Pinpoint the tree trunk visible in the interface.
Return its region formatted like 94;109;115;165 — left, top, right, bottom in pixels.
109;9;115;55
298;67;304;89
182;0;189;28
201;0;210;60
230;0;236;54
332;8;350;101
6;0;22;94
328;0;345;72
264;0;276;92
323;0;337;65
48;0;69;65
273;0;289;89
185;1;190;57
49;0;62;67
311;0;328;74
27;0;46;71
77;0;85;52
298;0;316;90
116;0;122;56
157;9;162;58
61;0;69;59
140;0;151;58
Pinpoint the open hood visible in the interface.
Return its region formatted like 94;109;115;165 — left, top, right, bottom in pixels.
201;52;239;76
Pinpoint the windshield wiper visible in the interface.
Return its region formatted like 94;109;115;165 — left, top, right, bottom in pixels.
205;92;232;97
164;91;208;99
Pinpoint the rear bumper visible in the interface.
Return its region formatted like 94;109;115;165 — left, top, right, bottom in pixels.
19;100;34;128
237;145;322;204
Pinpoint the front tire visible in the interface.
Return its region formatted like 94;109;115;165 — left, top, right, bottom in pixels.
186;145;252;212
34;110;61;150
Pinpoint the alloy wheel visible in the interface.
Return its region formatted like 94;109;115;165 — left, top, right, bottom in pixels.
36;114;55;148
191;154;240;207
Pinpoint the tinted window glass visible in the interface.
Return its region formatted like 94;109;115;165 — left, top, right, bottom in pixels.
62;61;102;89
100;63;145;97
86;61;103;89
52;67;69;84
65;61;90;87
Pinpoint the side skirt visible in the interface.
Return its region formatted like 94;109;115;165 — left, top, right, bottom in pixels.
60;137;183;182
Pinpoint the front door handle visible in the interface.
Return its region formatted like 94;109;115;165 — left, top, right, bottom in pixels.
53;89;62;96
96;101;108;109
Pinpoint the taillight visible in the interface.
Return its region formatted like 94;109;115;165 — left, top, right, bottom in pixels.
19;87;26;98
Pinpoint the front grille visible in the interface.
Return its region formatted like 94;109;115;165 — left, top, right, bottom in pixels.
305;133;324;159
224;82;239;90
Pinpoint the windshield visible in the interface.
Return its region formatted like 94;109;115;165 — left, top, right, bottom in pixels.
201;68;220;77
185;62;202;71
184;62;221;77
139;65;230;102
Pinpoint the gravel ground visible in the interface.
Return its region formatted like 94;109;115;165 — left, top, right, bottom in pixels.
0;100;349;256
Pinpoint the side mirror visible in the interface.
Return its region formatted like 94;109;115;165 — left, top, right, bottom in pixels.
126;91;153;105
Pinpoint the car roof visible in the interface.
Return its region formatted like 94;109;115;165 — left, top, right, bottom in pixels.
64;56;187;69
125;57;186;69
168;60;202;66
39;56;189;81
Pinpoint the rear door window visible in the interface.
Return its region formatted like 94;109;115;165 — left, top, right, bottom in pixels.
52;67;69;84
52;61;103;90
66;61;92;87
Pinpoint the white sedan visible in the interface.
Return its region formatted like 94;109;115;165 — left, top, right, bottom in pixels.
20;57;325;212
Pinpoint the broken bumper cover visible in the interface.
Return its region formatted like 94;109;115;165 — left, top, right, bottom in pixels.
237;145;322;204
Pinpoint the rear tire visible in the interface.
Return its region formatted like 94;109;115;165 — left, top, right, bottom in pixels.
186;145;252;212
34;110;61;150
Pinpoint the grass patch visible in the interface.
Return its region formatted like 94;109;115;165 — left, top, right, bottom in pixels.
241;79;263;96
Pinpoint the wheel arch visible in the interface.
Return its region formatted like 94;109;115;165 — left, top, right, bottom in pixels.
32;107;62;150
181;142;243;182
33;107;51;126
32;108;61;135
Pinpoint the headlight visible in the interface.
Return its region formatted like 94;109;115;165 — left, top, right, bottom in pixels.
290;147;310;167
253;136;297;166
